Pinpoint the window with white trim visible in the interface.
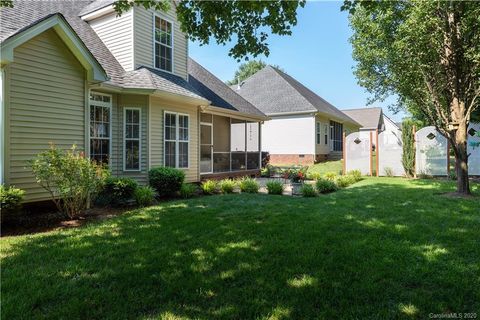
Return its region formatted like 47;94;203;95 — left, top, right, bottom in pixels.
316;122;321;145
324;123;328;145
154;16;173;72
164;112;189;168
124;108;141;171
89;93;111;165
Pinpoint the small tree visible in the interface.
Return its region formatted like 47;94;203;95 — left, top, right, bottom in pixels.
401;119;421;177
30;144;109;218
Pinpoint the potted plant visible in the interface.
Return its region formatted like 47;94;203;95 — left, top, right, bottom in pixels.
283;168;305;195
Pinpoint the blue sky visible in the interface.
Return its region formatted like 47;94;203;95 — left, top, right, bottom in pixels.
189;1;407;122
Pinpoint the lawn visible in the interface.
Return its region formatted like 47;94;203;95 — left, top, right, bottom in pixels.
307;160;343;175
1;178;479;319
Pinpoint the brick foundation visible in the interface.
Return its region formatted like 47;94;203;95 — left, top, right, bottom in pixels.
269;154;316;166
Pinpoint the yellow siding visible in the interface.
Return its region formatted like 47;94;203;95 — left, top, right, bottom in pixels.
150;96;199;182
134;6;188;79
6;29;86;202
89;10;133;71
110;94;149;185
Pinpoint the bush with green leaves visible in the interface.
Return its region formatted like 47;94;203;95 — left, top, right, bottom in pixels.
201;180;218;195
384;167;394;177
307;172;322;181
347;170;362;181
239;177;259;193
401;119;418;177
323;172;337;181
0;185;25;211
266;180;284;195
315;179;338;194
300;184;317;197
148;167;185;197
30;144;109;218
134;186;156;207
180;183;198;198
219;179;236;194
336;175;356;188
98;177;138;206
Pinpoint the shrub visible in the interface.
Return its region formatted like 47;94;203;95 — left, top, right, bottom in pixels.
180;183;198;198
282;168;307;183
402;119;421;177
384;167;394;177
448;170;457;180
347;170;362;181
336;175;356;188
266;180;284;195
323;172;337;181
300;184;317;197
149;167;185;197
201;180;218;195
239;177;259;193
30;144;108;218
0;185;25;211
99;177;138;206
219;179;236;194
307;172;322;181
134;186;155;207
315;179;338;194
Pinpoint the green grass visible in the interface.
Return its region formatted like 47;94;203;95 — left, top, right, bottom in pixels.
1;178;479;319
307;160;343;175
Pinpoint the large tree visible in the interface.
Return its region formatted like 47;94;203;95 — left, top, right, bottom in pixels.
226;60;284;85
348;1;480;195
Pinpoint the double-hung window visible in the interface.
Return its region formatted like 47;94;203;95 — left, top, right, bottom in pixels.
89;93;111;165
324;124;328;145
164;112;189;168
154;16;173;72
124;108;141;171
316;122;321;145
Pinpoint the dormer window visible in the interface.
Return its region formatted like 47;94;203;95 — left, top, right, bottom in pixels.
154;16;173;72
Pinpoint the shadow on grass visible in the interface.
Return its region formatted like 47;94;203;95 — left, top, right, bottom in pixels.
1;179;479;319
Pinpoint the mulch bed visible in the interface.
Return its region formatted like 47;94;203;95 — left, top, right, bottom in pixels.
1;206;128;237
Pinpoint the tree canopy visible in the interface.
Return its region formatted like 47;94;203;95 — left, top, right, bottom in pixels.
349;1;480;194
226;60;284;85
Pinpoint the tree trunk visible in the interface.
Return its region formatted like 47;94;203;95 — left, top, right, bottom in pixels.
451;120;470;195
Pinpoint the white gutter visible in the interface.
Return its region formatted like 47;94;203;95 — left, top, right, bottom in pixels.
202;105;269;122
0;68;4;184
267;110;316;117
80;5;116;21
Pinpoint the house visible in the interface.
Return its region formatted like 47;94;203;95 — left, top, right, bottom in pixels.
0;0;267;203
233;66;361;165
342;107;401;136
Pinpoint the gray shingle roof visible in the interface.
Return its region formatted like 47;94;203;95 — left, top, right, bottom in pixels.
234;66;359;125
342;107;383;130
118;67;207;101
188;59;266;118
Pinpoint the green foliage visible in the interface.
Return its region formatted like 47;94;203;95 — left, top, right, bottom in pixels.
347;170;362;182
134;186;156;207
282;167;307;183
226;60;266;85
384;167;394;177
315;179;338;194
265;180;284;195
148;167;185;197
201;180;218;195
0;185;25;211
180;183;198;199
448;170;457;181
239;177;259;194
401;119;419;177
99;177;138;206
219;179;236;194
300;184;317;197
112;1;306;60
323;172;337;181
336;175;356;188
306;172;322;181
29;144;108;218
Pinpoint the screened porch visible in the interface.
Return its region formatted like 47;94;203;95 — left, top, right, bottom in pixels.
200;113;261;177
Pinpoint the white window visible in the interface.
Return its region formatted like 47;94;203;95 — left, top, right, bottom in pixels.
89;92;111;165
324;123;328;145
164;112;189;168
124;108;141;171
154;16;173;72
316;122;321;145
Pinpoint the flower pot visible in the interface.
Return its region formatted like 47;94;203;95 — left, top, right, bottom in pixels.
291;182;303;195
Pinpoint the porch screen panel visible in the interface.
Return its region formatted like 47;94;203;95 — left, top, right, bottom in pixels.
246;122;260;169
330;121;343;151
231;119;246;170
213;115;230;172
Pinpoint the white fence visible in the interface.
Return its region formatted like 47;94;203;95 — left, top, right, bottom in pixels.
343;123;480;177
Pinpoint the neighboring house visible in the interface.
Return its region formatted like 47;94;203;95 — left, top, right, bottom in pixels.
342;107;402;141
0;0;266;202
233;66;361;165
